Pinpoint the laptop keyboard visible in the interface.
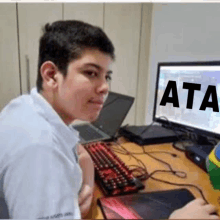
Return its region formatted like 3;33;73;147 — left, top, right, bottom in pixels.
75;124;104;141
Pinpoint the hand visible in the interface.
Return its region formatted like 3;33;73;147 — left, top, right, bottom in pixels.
78;184;94;218
169;198;219;219
77;144;95;218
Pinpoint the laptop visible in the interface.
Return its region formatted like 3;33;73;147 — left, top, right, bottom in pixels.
72;91;134;144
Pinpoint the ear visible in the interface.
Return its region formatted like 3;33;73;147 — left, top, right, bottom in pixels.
40;61;59;89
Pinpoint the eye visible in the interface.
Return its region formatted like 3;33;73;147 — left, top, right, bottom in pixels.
84;71;98;78
106;75;112;82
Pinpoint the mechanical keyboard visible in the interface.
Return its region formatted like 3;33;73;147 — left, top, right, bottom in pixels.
83;141;145;196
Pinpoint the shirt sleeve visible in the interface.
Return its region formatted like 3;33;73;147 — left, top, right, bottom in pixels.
4;144;82;219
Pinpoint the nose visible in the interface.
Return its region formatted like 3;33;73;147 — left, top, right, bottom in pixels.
96;78;109;95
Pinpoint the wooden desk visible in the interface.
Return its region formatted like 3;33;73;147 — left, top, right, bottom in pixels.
85;138;220;219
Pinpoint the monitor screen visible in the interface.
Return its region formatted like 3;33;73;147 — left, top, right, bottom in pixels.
153;61;220;139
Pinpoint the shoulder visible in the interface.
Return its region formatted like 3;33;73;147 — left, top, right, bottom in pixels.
0;94;54;161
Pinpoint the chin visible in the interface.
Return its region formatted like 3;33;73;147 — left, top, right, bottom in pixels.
77;113;99;122
88;112;101;122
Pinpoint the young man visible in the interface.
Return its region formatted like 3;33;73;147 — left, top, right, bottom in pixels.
0;20;114;219
0;20;219;219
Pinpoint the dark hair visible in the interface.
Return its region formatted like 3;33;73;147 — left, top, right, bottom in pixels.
36;20;115;92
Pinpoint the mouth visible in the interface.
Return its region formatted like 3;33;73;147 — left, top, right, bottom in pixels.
88;99;104;108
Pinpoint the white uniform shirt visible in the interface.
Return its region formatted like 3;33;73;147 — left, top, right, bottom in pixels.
0;88;82;219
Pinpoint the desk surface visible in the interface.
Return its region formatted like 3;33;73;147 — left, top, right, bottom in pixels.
85;138;220;219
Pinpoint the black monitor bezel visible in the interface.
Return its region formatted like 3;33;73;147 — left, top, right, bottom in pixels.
153;60;220;139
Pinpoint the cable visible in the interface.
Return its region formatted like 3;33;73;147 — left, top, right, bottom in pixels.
110;146;178;157
140;145;208;202
140;116;175;136
172;139;195;152
139;121;155;135
112;141;184;179
148;151;178;157
110;140;208;204
157;116;186;142
146;170;208;204
141;145;186;178
157;116;205;151
129;165;148;180
112;141;148;180
208;138;218;146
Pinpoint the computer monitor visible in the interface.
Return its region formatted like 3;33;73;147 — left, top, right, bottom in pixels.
153;61;220;145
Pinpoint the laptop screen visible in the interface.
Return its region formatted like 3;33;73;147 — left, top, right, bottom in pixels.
92;92;134;137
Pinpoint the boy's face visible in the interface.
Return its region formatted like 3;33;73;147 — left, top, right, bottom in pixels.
53;49;113;124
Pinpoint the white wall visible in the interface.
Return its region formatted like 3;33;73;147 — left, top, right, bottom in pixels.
0;3;152;126
145;3;220;124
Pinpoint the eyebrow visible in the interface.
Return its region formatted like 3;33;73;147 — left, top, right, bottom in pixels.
83;63;113;74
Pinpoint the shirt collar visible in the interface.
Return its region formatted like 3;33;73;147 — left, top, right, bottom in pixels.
30;88;80;147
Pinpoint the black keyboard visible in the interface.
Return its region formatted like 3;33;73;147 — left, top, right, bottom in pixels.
84;142;145;196
75;125;104;141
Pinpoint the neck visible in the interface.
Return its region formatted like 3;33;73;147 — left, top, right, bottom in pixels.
40;89;73;125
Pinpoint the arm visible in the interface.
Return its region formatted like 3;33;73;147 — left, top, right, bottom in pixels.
77;144;95;218
4;144;81;219
169;198;219;219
